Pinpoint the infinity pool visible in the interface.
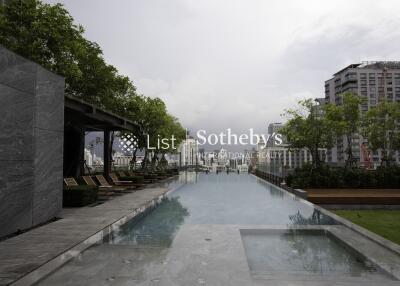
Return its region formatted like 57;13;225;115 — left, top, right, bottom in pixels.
39;173;398;285
107;172;335;246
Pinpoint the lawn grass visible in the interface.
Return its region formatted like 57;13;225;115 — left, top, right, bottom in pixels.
334;210;400;245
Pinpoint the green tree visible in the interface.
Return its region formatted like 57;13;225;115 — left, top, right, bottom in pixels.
0;0;133;110
0;0;187;169
154;114;185;170
280;99;335;169
325;92;364;167
118;96;184;170
362;100;400;166
159;114;186;170
140;98;186;169
158;115;186;153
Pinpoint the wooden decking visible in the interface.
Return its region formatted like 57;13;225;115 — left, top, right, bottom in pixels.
306;189;400;204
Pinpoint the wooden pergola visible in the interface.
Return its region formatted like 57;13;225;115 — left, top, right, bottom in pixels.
64;95;140;178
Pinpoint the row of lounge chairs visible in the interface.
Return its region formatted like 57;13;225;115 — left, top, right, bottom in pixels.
63;170;172;200
64;173;146;199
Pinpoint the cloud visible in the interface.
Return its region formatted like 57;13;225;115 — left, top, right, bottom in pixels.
45;0;400;150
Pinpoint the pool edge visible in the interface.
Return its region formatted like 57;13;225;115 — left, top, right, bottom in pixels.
251;174;400;256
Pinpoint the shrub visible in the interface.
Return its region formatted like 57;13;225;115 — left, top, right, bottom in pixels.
284;165;400;189
285;173;294;186
63;185;98;207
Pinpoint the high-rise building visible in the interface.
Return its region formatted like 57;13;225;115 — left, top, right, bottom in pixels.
178;136;199;167
267;122;284;137
324;62;400;165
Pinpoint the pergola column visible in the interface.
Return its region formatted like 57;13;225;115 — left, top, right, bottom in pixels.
104;129;111;178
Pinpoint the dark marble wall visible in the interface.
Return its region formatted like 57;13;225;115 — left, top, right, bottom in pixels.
0;46;64;237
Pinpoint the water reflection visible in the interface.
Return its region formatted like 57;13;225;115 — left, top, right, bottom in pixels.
269;185;285;198
281;230;377;276
289;209;336;226
182;171;199;184
108;197;189;247
241;230;383;279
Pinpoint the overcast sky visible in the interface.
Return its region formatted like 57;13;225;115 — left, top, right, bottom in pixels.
46;0;400;146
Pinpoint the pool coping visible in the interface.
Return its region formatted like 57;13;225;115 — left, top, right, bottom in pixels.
251;174;400;256
7;176;185;286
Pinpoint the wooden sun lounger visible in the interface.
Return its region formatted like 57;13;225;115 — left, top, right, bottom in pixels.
81;176;116;198
64;176;114;201
125;170;156;184
116;171;128;178
109;173;143;188
117;171;147;187
64;177;79;187
95;175;136;192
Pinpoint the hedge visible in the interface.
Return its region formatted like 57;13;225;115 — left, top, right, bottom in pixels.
285;164;400;189
63;185;98;207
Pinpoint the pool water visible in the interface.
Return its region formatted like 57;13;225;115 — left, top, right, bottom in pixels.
109;172;335;247
240;229;387;281
38;173;396;285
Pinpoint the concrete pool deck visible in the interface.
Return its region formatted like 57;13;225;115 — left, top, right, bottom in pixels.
0;179;181;286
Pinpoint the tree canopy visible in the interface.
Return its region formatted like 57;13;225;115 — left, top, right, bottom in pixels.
0;0;186;159
0;0;133;109
282;96;400;168
280;99;335;168
362;99;400;165
325;92;364;166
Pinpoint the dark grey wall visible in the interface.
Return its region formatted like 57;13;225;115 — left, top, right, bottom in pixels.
0;46;64;237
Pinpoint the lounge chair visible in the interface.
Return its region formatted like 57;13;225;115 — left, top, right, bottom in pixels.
117;171;147;187
109;173;144;189
116;171;128;178
81;175;116;198
125;170;156;184
64;177;79;187
64;176;112;202
95;175;136;192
